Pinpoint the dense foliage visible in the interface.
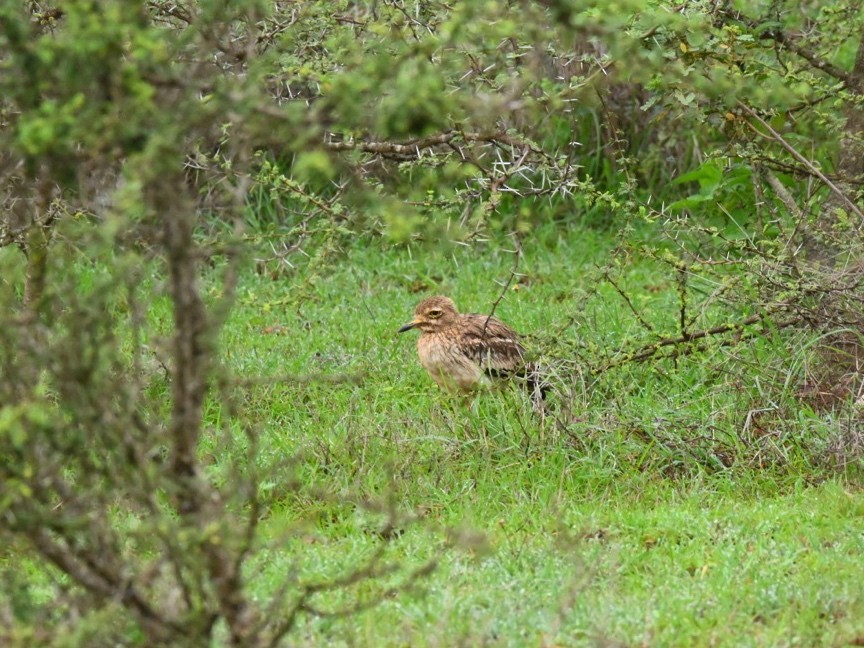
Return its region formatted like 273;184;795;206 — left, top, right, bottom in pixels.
2;0;864;644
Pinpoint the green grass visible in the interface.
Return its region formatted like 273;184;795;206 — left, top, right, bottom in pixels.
200;226;864;646
257;482;864;646
4;223;864;646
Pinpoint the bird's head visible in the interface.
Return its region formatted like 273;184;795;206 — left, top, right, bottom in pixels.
398;296;459;333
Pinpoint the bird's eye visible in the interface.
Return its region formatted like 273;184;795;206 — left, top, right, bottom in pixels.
427;309;443;319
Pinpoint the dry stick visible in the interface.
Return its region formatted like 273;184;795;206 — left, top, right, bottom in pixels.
738;102;864;221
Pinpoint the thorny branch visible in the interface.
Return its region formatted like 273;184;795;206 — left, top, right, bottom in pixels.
596;312;803;373
323;129;547;161
738;102;864;221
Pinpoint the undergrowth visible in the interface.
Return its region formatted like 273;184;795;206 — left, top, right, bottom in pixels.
200;225;864;644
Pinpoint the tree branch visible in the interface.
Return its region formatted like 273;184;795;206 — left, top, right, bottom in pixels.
739;102;864;221
761;28;862;92
323;130;540;159
596;312;803;373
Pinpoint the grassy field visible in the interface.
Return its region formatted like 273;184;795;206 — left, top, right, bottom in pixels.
191;225;864;646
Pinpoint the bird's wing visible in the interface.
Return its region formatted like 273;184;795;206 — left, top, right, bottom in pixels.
459;315;526;374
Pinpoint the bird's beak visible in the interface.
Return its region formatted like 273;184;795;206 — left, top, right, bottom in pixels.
398;320;420;333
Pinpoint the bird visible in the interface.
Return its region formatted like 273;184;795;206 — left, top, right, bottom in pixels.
398;295;547;398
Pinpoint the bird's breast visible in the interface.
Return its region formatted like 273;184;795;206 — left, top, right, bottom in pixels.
417;333;484;390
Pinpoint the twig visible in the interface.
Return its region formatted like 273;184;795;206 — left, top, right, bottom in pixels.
484;237;522;334
603;270;655;333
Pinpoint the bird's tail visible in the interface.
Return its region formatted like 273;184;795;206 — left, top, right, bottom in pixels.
522;362;550;401
483;362;550;401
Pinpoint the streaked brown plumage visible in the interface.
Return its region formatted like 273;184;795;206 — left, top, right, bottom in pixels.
398;296;546;397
